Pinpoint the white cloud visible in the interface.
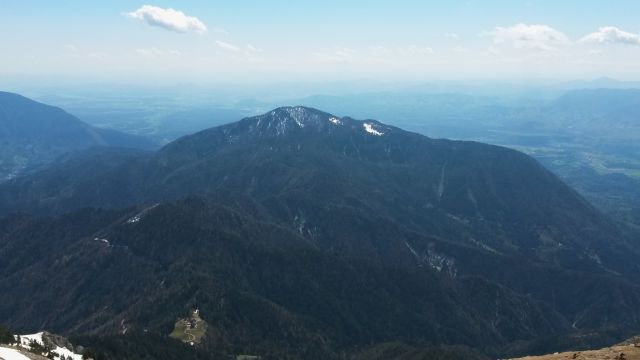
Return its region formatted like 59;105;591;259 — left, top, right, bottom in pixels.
211;28;230;35
135;47;181;58
127;5;207;34
313;45;434;66
445;33;459;39
369;45;434;57
368;45;391;56
486;46;500;56
88;52;110;60
451;45;468;53
65;44;79;53
215;41;263;62
488;23;569;51
404;45;434;55
215;40;241;52
61;45;109;61
313;48;358;64
580;26;640;46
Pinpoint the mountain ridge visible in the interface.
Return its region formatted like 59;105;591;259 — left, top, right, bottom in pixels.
0;91;157;181
1;106;635;275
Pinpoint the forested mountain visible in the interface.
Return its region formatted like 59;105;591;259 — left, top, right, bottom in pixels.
1;107;639;359
0;92;157;181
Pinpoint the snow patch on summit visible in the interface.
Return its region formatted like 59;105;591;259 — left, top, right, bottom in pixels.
329;117;342;125
284;107;309;128
264;107;328;134
363;123;384;136
94;237;110;245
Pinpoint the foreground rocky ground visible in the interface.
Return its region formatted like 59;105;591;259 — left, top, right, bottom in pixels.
510;341;640;360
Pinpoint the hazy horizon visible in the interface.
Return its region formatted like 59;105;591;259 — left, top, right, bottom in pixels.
3;1;640;84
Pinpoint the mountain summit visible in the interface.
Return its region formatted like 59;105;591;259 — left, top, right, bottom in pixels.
157;106;394;160
234;106;391;137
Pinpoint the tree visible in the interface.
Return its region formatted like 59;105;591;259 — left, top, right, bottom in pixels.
0;324;14;345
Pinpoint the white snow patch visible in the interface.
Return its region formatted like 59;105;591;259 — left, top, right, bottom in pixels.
17;332;43;349
284;107;309;129
405;242;420;258
14;332;82;360
328;117;342;125
126;204;160;224
363;123;384;136
50;345;83;360
0;347;30;360
404;242;457;277
126;215;141;224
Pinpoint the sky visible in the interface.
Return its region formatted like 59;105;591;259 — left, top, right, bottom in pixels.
2;0;640;84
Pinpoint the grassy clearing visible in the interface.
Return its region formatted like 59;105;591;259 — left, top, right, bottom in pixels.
169;310;207;344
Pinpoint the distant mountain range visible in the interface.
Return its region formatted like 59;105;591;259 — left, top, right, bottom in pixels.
0;92;157;181
547;88;640;134
1;106;640;359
